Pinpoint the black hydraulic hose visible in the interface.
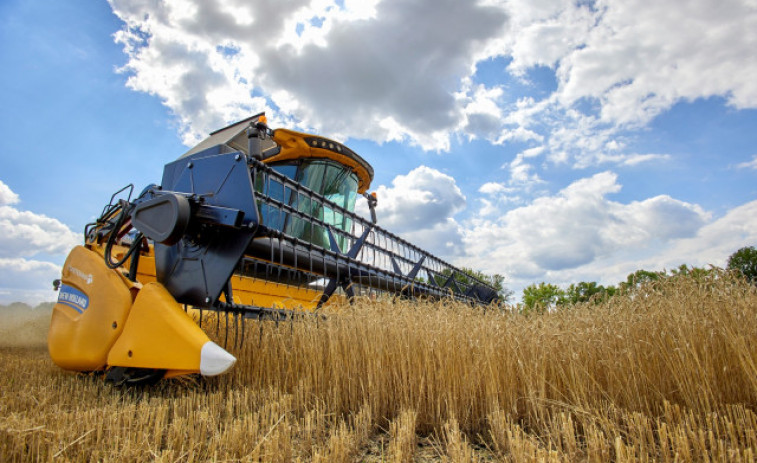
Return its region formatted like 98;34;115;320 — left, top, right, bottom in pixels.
127;237;143;282
103;205;143;270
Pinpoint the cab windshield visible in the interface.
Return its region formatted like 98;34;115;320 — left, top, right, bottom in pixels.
260;160;359;251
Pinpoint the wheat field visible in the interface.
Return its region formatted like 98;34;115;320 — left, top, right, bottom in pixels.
1;272;756;461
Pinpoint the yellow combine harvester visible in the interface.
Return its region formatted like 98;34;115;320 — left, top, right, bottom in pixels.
48;114;499;385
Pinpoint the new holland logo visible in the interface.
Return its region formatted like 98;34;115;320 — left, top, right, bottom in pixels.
57;284;90;314
67;265;93;285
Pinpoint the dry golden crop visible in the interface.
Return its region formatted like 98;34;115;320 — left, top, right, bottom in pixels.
1;271;756;461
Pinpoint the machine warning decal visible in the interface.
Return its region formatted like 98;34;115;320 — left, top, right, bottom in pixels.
57;284;90;314
67;265;93;285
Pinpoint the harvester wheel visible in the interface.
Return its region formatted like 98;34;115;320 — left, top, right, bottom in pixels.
105;367;166;386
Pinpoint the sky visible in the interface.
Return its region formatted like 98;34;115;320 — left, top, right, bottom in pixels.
1;0;756;304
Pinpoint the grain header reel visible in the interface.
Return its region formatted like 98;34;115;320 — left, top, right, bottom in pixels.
48;113;500;384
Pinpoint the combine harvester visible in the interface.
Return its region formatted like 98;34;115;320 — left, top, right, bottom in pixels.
48;114;500;385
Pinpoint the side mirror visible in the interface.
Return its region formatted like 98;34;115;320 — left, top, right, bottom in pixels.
363;192;377;224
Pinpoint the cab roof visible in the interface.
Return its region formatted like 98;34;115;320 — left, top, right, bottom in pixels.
180;114;374;193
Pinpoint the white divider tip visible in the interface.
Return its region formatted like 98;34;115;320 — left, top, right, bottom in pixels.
199;341;237;376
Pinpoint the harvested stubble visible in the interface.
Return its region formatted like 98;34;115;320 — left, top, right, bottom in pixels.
1;271;756;461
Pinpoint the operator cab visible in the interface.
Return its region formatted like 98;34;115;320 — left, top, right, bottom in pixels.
180;113;374;250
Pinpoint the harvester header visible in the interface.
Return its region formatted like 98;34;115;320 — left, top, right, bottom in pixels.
48;113;500;384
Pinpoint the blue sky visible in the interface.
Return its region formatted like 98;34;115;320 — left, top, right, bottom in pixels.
1;0;756;303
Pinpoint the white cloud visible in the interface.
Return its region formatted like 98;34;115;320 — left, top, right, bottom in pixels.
369;165;709;283
460;172;712;289
0;205;80;258
507;146;545;185
0;180;78;304
479;182;513;195
0;181;19;206
617;153;671;166
506;1;594;75
0;257;61;305
501;103;672;169
651;200;757;268
477;182;521;216
559;0;757;125
257;0;509;150
109;0;509;150
396;218;467;258
370;166;467;256
496;0;757;169
461;83;506;141
108;0;757;167
375;165;466;231
736;155;757;169
537;198;757;295
0;257;60;288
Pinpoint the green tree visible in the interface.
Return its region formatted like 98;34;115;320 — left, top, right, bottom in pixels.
565;281;615;304
668;264;713;281
521;282;566;314
619;269;664;293
727;246;757;284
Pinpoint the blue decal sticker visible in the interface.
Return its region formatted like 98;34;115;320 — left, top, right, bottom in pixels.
57;284;90;314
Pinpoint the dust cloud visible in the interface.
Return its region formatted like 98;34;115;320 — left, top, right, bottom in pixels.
0;302;53;348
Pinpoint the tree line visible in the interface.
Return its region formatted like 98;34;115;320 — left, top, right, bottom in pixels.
518;245;757;314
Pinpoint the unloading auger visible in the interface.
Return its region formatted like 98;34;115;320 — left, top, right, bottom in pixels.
48;113;500;384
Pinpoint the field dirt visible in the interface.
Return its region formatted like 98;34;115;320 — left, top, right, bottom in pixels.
1;274;756;462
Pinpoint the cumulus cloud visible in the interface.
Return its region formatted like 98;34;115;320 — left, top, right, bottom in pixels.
460;171;710;282
0;207;80;259
0;180;78;304
507;146;545;185
477;182;521;216
368;166;467;256
109;0;509;150
397;218;467;258
559;0;757;124
479;182;511;196
652;200;757;268
494;0;757;168
111;0;275;145
344;166;732;296
461;83;507;141
108;0;757;169
534;198;757;295
261;0;508;150
375;166;465;230
503;0;757;119
0;181;19;206
506;1;594;74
